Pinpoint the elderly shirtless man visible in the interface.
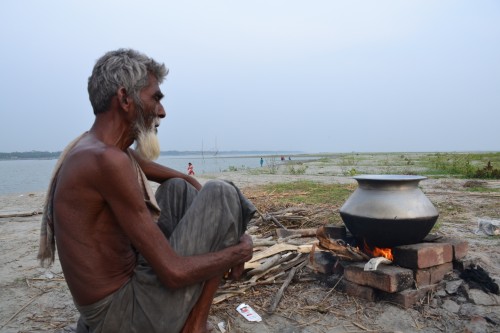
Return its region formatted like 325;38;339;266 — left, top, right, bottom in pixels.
38;49;255;333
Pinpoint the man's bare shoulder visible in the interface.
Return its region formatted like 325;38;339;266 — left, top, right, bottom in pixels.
57;136;134;193
67;136;129;168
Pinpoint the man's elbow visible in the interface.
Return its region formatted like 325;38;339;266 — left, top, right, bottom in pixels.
160;271;189;289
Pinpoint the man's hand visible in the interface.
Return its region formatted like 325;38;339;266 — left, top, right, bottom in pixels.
228;263;245;280
238;234;253;263
228;234;253;280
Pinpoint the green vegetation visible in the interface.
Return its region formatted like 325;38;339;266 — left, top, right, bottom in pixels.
266;157;280;174
0;151;60;160
423;152;500;179
329;152;500;179
262;180;354;206
465;186;500;193
338;153;359;176
286;164;308;175
225;165;248;172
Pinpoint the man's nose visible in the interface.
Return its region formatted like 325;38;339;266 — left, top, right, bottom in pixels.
157;104;166;118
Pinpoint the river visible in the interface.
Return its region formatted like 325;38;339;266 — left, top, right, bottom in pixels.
0;154;306;195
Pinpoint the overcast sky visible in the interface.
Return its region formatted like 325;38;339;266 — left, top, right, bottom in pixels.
1;1;499;153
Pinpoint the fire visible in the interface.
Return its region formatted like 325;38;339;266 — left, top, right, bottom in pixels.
371;247;394;261
363;241;394;261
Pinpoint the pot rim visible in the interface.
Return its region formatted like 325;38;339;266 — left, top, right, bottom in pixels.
353;174;427;181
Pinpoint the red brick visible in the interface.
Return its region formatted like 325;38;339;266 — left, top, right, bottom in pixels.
414;262;453;287
393;243;453;269
344;263;414;293
309;251;345;275
378;284;437;309
339;280;377;301
437;237;469;260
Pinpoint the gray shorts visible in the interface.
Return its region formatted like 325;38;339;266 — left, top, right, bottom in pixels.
75;179;255;333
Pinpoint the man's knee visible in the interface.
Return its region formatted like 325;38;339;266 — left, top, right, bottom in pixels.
156;178;194;199
202;180;238;197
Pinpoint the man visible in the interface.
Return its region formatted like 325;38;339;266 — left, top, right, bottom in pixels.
38;49;255;333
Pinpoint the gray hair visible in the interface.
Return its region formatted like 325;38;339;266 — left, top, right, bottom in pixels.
88;49;168;115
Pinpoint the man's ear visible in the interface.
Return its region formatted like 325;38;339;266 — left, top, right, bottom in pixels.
117;87;131;111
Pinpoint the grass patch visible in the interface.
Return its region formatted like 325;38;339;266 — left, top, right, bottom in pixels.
261;180;354;206
243;181;355;227
464;186;500;193
286;164;308;175
247;168;274;175
421;152;500;179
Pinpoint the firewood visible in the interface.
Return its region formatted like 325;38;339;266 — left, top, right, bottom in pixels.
247;254;282;276
316;226;369;261
267;259;308;313
276;228;318;238
249;243;314;263
256;209;287;229
252;240;277;247
249;253;302;283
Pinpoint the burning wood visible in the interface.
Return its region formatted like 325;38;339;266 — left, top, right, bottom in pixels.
316;226;370;261
362;241;394;261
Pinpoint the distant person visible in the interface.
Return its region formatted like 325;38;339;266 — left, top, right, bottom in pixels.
187;162;195;175
38;49;255;333
281;156;285;161
260;157;264;167
288;156;291;161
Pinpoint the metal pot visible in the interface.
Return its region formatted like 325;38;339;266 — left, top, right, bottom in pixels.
339;175;439;248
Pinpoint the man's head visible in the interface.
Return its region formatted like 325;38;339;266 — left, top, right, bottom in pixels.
88;49;168;115
88;49;168;160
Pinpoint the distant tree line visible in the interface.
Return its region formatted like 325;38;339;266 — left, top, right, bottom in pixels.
0;151;61;160
0;150;302;160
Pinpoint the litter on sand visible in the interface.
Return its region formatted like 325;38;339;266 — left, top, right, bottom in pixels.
236;303;262;322
474;218;500;236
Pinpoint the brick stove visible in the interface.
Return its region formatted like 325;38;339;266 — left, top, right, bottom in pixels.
312;226;470;308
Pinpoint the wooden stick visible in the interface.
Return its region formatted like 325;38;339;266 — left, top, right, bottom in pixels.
0;292;44;329
0;210;43;218
248;243;297;263
256;209;287;229
252;240;277;247
247;254;282;276
276;228;317;239
267;260;308;314
269;215;287;229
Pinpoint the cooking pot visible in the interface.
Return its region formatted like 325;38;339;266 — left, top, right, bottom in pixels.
339;175;439;248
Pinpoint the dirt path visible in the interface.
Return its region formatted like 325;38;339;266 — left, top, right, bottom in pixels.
0;165;499;332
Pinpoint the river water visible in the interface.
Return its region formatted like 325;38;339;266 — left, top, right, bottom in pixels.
0;154;304;195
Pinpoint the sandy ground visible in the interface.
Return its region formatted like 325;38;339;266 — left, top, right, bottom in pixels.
0;160;499;332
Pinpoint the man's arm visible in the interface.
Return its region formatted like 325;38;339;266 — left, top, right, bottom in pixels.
97;148;250;288
129;149;202;190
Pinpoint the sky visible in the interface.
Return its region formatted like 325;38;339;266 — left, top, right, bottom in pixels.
1;0;499;153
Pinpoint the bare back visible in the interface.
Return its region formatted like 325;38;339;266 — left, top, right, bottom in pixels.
53;134;142;305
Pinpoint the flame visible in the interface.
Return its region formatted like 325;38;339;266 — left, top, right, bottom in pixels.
371;247;394;261
363;240;394;261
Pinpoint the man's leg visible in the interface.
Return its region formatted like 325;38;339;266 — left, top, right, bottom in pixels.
155;179;255;332
73;179;254;333
180;276;221;333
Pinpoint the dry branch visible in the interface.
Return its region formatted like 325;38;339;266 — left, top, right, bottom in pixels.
0;210;42;218
316;226;369;261
267;259;308;314
276;228;318;238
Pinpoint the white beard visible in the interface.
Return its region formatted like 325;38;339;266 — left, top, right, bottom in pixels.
135;126;161;161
